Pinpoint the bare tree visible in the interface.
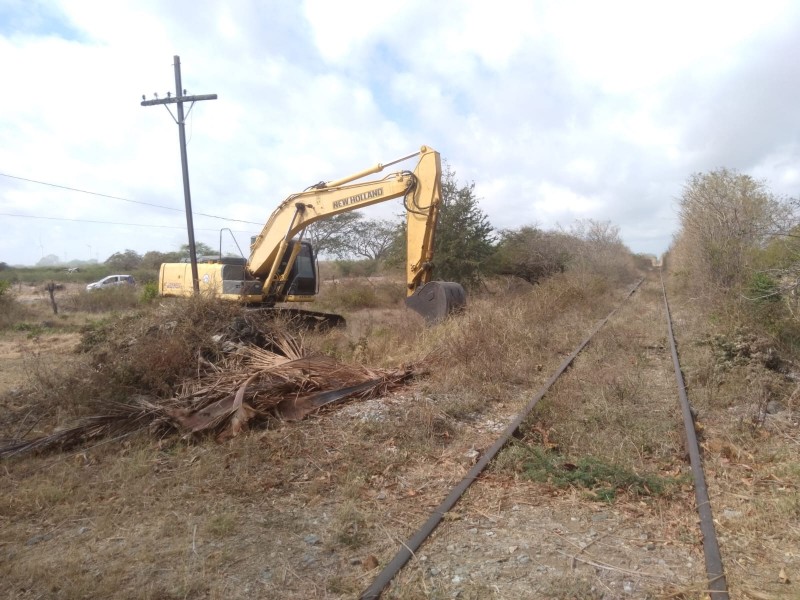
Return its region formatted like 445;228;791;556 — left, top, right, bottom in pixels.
348;219;400;261
566;219;634;281
306;212;363;258
673;168;792;293
492;226;573;283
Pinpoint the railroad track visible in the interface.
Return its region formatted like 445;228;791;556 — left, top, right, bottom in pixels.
361;274;730;599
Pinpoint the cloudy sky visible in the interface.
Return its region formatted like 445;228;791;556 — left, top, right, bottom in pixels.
2;0;799;266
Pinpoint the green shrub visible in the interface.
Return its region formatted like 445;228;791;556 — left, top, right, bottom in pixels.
132;268;159;286
12;322;50;337
140;282;159;303
748;272;780;302
333;260;379;278
501;444;682;502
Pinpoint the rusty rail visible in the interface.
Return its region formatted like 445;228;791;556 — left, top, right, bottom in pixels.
661;274;729;599
360;279;644;600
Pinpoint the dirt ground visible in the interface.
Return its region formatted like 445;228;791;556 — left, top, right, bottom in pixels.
1;274;798;599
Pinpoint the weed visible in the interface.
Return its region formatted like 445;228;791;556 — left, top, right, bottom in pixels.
206;512;238;538
12;322;48;337
498;443;681;502
748;272;780;302
16;348;94;422
327;576;359;594
34;480;70;508
438;389;488;421
333;502;368;549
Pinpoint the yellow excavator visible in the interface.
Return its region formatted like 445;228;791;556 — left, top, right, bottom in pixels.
158;145;466;325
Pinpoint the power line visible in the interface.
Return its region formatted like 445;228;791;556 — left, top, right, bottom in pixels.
0;172;263;225
0;212;251;233
1;173;176;210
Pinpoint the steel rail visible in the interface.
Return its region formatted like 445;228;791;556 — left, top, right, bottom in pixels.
661;274;729;599
360;278;644;599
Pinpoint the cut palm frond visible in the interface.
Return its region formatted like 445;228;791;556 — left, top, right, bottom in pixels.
1;328;421;457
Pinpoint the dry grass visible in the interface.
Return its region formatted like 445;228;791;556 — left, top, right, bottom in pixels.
61;286;141;313
0;295;36;329
315;277;406;312
2;268;672;599
543;291;674;447
461;273;712;594
665;284;800;598
517;282;683;462
418;273;618;405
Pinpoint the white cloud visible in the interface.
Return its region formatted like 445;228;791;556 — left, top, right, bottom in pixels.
535;182;601;216
302;0;410;63
545;0;791;93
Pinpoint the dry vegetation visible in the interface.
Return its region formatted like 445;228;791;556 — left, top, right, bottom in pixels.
1;227;797;598
664;296;800;599
664;168;800;598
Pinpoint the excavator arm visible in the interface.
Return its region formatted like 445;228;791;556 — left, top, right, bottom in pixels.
249;146;465;321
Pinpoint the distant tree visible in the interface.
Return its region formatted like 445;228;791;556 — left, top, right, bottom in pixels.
348;218;401;261
432;167;495;289
36;254;61;267
307;166;494;286
141;250;182;270
491;227;573;283
306;212;363;258
105;249;142;271
306;212;403;263
332;258;380;278
179;242;216;259
567;219;634;280
0;262;8;271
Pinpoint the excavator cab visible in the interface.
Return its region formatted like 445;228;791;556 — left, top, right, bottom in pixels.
281;241;318;300
276;238;465;324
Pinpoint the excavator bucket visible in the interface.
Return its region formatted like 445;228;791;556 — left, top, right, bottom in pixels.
405;281;466;324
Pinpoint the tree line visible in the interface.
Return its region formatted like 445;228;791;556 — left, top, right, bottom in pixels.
81;166;641;289
668;168;800;345
306;166;639;288
669;168;799;298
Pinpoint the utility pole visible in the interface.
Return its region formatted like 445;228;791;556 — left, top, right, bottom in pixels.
141;55;217;294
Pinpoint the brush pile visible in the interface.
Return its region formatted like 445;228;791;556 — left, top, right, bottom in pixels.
0;299;421;457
